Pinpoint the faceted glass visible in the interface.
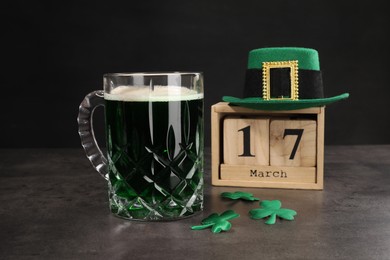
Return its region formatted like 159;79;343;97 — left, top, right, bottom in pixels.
78;72;204;221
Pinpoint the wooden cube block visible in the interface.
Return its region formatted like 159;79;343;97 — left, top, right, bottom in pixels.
223;117;270;165
270;119;317;167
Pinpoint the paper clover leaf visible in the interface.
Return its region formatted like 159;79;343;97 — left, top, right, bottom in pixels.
221;191;260;201
191;210;240;233
249;200;297;225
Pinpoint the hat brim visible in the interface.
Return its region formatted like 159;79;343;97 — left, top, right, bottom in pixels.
222;93;349;111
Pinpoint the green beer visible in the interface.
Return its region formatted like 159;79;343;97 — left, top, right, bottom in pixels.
104;86;204;220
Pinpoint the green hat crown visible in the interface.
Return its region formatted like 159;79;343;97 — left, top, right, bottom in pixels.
248;47;320;71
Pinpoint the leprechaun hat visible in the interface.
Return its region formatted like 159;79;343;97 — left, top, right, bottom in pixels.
222;47;349;110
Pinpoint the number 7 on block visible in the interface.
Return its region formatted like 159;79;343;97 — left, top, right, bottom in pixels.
270;119;317;167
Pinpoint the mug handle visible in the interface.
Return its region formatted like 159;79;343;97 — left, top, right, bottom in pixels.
77;90;108;179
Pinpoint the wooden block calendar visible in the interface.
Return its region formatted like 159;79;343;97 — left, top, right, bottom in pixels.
211;102;325;190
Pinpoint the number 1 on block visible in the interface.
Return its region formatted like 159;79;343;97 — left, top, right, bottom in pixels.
223;117;270;165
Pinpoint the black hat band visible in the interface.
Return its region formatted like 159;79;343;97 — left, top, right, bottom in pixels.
244;68;324;100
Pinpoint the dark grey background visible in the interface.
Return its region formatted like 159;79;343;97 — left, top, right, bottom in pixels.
2;0;389;148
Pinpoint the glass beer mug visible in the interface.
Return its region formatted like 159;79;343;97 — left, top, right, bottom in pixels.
77;72;204;221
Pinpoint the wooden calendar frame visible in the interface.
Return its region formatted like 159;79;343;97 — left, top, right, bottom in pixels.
211;102;325;190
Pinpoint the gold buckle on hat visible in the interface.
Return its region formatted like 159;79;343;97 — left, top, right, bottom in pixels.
262;60;299;100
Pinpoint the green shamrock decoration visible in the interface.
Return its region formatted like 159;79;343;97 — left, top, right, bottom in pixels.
191;210;240;233
249;200;297;225
221;191;260;201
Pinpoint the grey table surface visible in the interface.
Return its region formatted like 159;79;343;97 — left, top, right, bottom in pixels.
0;146;389;260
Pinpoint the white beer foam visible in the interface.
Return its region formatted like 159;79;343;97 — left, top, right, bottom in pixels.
104;86;203;101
